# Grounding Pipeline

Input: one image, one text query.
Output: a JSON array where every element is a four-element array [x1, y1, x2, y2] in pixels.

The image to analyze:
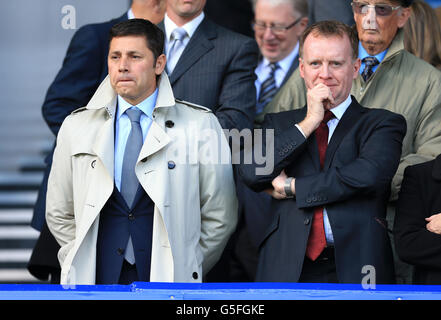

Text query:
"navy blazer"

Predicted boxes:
[[159, 17, 259, 131], [394, 154, 441, 284], [239, 97, 407, 283]]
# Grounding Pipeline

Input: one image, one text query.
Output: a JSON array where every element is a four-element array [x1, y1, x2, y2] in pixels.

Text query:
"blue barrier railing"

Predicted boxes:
[[1, 282, 441, 300]]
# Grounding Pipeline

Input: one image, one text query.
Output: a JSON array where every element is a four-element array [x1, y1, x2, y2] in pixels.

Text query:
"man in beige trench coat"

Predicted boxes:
[[46, 19, 238, 285]]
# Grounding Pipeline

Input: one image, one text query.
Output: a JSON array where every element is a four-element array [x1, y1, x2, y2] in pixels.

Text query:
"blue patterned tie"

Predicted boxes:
[[167, 27, 187, 74], [120, 107, 143, 265], [361, 57, 379, 82], [256, 63, 279, 114]]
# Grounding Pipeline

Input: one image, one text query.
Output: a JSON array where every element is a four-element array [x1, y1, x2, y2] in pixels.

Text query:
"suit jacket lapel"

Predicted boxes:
[[280, 55, 299, 88], [324, 98, 365, 170], [169, 17, 216, 85]]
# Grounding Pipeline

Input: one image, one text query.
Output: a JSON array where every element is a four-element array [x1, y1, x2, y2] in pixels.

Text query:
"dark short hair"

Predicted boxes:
[[299, 20, 359, 60], [396, 0, 413, 8], [109, 19, 164, 61]]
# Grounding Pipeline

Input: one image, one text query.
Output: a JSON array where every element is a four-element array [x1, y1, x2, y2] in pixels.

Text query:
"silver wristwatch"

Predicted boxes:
[[284, 177, 294, 198]]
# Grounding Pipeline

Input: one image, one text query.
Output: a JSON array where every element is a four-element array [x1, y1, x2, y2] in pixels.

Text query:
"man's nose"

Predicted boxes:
[[319, 64, 331, 78], [363, 6, 377, 29], [118, 56, 129, 72], [263, 26, 276, 40]]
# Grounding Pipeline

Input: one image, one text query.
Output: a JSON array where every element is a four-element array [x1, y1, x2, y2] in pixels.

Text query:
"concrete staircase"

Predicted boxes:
[[0, 112, 53, 283]]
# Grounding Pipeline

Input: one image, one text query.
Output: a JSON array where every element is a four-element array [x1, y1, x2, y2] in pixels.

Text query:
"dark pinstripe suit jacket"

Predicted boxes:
[[159, 17, 259, 131]]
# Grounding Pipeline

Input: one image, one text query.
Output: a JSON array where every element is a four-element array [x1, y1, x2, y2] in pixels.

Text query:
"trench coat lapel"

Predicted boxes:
[[92, 115, 115, 181]]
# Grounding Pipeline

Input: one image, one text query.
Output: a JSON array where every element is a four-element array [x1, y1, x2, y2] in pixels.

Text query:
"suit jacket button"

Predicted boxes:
[[304, 218, 310, 225], [192, 272, 198, 280], [128, 213, 135, 221], [165, 120, 174, 128], [168, 161, 176, 169], [117, 248, 124, 255]]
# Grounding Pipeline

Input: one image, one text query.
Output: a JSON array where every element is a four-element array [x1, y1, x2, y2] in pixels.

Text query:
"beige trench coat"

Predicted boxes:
[[46, 73, 238, 285]]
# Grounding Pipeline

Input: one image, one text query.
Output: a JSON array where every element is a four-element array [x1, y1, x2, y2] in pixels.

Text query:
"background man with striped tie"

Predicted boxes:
[[258, 0, 441, 284], [253, 0, 309, 115], [239, 20, 406, 284]]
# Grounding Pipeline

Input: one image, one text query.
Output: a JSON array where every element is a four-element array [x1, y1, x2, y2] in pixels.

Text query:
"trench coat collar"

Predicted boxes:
[[85, 72, 175, 179], [86, 72, 176, 116]]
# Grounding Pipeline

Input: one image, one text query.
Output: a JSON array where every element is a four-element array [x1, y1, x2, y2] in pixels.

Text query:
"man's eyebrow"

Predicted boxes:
[[109, 50, 143, 55]]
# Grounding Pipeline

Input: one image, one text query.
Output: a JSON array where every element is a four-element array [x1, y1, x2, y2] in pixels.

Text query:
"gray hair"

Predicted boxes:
[[250, 0, 308, 18]]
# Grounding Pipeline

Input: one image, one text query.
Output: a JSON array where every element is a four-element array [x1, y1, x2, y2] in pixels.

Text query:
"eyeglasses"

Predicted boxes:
[[351, 2, 401, 16], [252, 16, 303, 36]]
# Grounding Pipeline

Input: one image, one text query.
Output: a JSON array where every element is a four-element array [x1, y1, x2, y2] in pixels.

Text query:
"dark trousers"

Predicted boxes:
[[118, 260, 139, 285], [298, 247, 338, 283]]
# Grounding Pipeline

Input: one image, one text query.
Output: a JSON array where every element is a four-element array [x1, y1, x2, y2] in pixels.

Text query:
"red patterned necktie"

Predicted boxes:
[[305, 110, 335, 261]]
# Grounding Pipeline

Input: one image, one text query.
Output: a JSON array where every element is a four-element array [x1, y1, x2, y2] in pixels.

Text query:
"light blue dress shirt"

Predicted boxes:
[[358, 41, 387, 75], [114, 89, 158, 191]]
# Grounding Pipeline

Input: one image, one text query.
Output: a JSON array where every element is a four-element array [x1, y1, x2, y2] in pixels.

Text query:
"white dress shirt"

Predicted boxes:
[[296, 94, 352, 245], [114, 89, 158, 191], [127, 8, 135, 19], [254, 42, 299, 99]]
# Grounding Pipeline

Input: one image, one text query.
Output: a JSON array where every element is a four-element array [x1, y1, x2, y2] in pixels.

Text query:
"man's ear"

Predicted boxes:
[[353, 58, 361, 79], [155, 53, 167, 75], [296, 17, 309, 37], [397, 7, 411, 28], [299, 57, 305, 79]]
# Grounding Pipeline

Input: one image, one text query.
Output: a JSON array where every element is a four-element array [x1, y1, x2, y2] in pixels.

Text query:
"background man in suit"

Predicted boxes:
[[307, 0, 355, 26], [253, 0, 309, 115], [28, 0, 167, 283], [260, 0, 441, 284], [229, 0, 309, 282], [394, 154, 441, 284], [240, 21, 406, 283], [205, 0, 254, 37], [46, 19, 237, 285], [162, 0, 259, 132]]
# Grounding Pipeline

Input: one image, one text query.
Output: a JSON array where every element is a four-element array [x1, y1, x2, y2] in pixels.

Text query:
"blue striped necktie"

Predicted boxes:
[[256, 63, 279, 114], [361, 56, 379, 82]]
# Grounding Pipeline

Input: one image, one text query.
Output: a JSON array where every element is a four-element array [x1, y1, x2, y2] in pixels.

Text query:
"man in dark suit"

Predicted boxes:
[[394, 154, 441, 284], [28, 0, 166, 283], [161, 0, 259, 132], [230, 0, 309, 282], [307, 0, 355, 26], [239, 21, 406, 283], [205, 0, 254, 37]]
